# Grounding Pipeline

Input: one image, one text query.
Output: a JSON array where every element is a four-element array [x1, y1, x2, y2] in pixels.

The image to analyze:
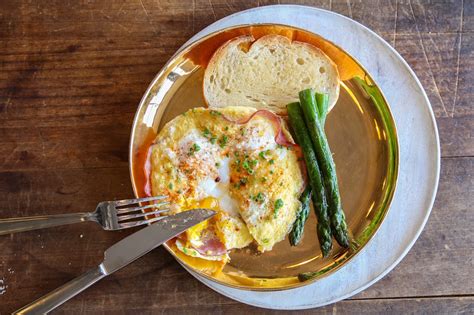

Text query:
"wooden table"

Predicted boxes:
[[0, 1, 472, 313]]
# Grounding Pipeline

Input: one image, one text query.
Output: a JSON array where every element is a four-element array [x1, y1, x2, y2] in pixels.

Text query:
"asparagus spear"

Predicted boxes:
[[315, 92, 330, 125], [289, 93, 330, 247], [287, 102, 332, 256], [299, 89, 349, 248], [289, 186, 312, 246]]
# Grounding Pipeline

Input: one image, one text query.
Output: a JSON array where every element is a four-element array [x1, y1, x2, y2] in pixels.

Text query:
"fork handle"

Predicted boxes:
[[14, 266, 107, 314], [0, 212, 95, 235]]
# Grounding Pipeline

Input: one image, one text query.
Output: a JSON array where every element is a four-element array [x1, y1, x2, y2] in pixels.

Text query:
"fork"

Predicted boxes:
[[0, 195, 169, 235]]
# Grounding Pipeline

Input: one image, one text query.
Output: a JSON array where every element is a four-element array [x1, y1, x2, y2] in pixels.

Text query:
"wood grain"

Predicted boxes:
[[0, 0, 472, 313], [55, 296, 474, 314]]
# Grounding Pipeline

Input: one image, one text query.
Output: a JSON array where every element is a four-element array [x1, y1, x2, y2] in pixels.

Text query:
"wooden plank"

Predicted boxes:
[[30, 296, 474, 314], [0, 0, 471, 313], [0, 1, 469, 171], [396, 0, 464, 33], [0, 167, 138, 313], [465, 0, 474, 32], [0, 124, 131, 171], [0, 157, 471, 312], [394, 33, 473, 157]]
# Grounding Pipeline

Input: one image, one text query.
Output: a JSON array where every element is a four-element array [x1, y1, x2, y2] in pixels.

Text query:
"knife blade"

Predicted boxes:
[[15, 208, 216, 314], [102, 208, 216, 274]]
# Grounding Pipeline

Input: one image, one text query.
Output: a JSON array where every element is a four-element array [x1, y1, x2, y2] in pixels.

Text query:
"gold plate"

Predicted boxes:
[[129, 24, 399, 291]]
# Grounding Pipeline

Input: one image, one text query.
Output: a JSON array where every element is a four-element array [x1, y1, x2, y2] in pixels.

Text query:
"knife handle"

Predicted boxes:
[[14, 266, 107, 314]]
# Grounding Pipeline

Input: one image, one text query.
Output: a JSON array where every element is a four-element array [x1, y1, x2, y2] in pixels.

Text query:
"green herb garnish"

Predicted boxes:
[[202, 127, 211, 137], [254, 192, 265, 203], [274, 198, 284, 218], [188, 143, 201, 155], [218, 135, 228, 148], [249, 159, 258, 168]]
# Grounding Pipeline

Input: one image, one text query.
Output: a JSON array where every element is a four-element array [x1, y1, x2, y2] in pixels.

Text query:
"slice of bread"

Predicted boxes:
[[203, 35, 340, 113]]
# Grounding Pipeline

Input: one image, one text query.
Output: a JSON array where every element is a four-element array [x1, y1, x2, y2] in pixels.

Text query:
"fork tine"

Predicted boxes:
[[117, 209, 169, 222], [115, 202, 169, 214], [117, 215, 167, 229], [114, 195, 168, 207]]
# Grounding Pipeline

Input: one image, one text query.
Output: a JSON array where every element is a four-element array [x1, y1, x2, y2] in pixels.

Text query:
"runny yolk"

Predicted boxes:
[[185, 197, 223, 245]]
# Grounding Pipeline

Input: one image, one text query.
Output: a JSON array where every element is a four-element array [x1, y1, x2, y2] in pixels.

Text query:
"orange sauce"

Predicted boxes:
[[132, 128, 156, 198]]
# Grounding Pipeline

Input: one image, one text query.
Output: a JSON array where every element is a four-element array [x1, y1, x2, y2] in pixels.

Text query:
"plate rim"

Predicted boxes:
[[177, 4, 440, 309]]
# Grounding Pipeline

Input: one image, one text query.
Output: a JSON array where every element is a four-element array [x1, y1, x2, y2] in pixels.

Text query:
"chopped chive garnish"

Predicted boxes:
[[188, 143, 201, 155], [219, 135, 228, 148], [274, 198, 283, 218], [254, 192, 265, 203]]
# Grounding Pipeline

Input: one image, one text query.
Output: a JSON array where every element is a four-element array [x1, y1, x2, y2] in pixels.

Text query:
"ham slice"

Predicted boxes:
[[189, 227, 227, 256], [220, 109, 298, 148], [143, 145, 154, 197]]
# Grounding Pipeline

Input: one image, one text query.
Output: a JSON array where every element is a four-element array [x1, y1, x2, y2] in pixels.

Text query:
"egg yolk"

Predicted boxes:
[[184, 197, 224, 246]]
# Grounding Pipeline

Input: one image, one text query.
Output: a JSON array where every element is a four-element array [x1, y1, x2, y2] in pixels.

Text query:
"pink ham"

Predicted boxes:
[[220, 109, 298, 148], [190, 228, 227, 256], [143, 145, 154, 197]]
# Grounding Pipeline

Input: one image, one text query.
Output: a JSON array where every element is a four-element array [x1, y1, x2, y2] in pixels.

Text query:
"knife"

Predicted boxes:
[[14, 209, 216, 314]]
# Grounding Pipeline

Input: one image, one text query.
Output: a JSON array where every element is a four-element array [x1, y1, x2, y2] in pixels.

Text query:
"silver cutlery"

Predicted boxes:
[[14, 208, 216, 314], [0, 195, 169, 235]]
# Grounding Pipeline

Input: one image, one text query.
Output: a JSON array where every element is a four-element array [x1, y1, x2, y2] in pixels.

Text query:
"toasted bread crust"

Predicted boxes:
[[204, 34, 340, 113]]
